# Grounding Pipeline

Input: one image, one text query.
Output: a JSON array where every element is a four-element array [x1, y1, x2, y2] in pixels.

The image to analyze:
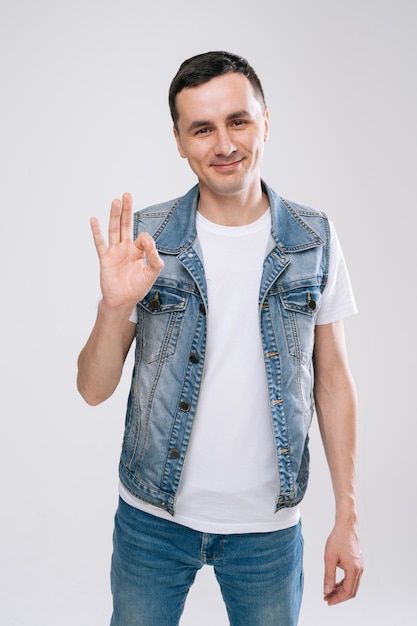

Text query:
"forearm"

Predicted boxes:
[[77, 300, 135, 405], [313, 320, 363, 604], [314, 370, 359, 524]]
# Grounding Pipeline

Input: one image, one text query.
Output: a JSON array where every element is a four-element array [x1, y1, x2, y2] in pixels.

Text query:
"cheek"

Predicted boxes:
[[184, 142, 208, 165]]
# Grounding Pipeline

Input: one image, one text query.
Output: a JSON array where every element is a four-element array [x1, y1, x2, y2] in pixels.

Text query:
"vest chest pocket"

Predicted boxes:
[[276, 282, 322, 362], [138, 285, 190, 364]]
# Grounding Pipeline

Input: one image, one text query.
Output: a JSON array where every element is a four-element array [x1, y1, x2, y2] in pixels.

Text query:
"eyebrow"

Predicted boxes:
[[187, 110, 252, 132]]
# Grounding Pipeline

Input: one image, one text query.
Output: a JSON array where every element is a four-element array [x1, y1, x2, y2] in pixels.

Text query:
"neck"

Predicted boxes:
[[197, 182, 268, 226]]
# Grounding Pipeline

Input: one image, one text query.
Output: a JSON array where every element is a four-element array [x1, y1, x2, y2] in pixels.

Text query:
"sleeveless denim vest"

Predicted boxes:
[[119, 182, 330, 515]]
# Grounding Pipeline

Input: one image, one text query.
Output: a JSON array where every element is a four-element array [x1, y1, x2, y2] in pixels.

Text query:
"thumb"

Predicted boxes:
[[323, 559, 336, 596], [324, 581, 334, 596]]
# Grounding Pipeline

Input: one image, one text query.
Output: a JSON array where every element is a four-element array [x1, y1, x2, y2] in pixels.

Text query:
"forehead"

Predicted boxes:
[[175, 73, 263, 124]]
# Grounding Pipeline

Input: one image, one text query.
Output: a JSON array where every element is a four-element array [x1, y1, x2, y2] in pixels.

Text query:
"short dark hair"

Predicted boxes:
[[169, 51, 266, 130]]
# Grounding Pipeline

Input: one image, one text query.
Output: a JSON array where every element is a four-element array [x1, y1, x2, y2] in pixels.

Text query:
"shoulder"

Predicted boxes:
[[263, 182, 330, 249], [132, 185, 199, 247], [280, 197, 328, 220], [132, 186, 196, 237], [134, 196, 183, 230], [264, 181, 328, 225]]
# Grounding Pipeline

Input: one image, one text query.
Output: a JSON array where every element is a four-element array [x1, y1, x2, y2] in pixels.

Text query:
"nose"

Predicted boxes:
[[214, 127, 236, 157]]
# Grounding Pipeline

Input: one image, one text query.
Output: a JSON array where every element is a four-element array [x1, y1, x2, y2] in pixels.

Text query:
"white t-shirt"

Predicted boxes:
[[120, 209, 357, 533]]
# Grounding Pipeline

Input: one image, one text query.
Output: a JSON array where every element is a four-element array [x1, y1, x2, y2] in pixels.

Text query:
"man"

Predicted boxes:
[[77, 51, 363, 626]]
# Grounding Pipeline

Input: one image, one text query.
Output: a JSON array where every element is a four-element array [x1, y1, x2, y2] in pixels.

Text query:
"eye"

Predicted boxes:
[[231, 119, 247, 127], [195, 127, 210, 135]]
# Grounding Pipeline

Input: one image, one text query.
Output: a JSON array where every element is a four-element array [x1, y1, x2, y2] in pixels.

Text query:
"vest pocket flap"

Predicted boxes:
[[140, 284, 189, 314], [278, 283, 322, 316]]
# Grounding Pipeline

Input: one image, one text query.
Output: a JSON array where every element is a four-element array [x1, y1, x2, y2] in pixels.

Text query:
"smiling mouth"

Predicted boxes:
[[212, 158, 243, 170]]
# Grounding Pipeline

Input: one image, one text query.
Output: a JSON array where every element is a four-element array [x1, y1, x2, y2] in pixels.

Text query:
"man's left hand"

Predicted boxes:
[[323, 523, 364, 605]]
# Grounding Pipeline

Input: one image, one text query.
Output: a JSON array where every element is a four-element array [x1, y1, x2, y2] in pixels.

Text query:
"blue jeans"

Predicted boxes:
[[110, 497, 304, 626]]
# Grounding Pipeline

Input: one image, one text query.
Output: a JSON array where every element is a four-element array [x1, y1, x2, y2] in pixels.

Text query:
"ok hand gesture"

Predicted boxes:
[[90, 193, 164, 311]]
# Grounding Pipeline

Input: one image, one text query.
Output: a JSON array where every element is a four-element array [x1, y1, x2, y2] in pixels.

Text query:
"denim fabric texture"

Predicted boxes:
[[119, 181, 330, 515], [110, 498, 304, 626]]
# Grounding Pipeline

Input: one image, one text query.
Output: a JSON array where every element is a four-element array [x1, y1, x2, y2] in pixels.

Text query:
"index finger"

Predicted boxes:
[[120, 192, 133, 242], [343, 566, 362, 600], [90, 216, 108, 259], [325, 569, 361, 605]]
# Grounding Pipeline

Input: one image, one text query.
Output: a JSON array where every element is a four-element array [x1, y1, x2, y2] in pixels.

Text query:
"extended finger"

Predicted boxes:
[[90, 217, 108, 258], [108, 198, 122, 247], [120, 193, 133, 242]]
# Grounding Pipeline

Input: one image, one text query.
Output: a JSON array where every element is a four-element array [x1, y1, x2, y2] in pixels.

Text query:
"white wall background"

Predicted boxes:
[[1, 1, 415, 624]]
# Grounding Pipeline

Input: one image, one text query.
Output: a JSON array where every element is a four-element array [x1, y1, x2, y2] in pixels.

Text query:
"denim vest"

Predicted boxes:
[[120, 181, 330, 516]]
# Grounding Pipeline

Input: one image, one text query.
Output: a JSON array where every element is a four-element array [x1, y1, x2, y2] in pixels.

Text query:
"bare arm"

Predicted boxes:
[[77, 193, 164, 405], [313, 320, 364, 605]]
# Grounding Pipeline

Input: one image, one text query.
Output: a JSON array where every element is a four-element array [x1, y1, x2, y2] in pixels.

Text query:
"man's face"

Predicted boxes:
[[174, 73, 269, 200]]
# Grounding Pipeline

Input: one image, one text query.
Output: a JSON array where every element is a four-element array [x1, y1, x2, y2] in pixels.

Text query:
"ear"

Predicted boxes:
[[173, 126, 187, 159], [263, 107, 270, 142]]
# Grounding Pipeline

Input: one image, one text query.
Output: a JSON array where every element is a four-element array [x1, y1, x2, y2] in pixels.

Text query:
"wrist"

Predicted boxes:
[[97, 299, 134, 331], [335, 503, 358, 527]]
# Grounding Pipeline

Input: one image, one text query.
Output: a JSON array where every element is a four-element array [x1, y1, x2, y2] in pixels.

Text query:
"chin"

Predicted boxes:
[[207, 175, 249, 196]]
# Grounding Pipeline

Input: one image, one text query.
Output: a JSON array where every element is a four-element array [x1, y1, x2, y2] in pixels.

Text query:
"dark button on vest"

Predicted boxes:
[[149, 291, 161, 311]]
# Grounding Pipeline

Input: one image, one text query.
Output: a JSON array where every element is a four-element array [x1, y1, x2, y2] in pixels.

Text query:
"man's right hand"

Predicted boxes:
[[77, 193, 164, 405], [90, 192, 164, 311]]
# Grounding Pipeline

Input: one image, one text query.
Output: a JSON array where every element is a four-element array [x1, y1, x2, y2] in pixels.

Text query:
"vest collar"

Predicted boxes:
[[153, 181, 324, 254]]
